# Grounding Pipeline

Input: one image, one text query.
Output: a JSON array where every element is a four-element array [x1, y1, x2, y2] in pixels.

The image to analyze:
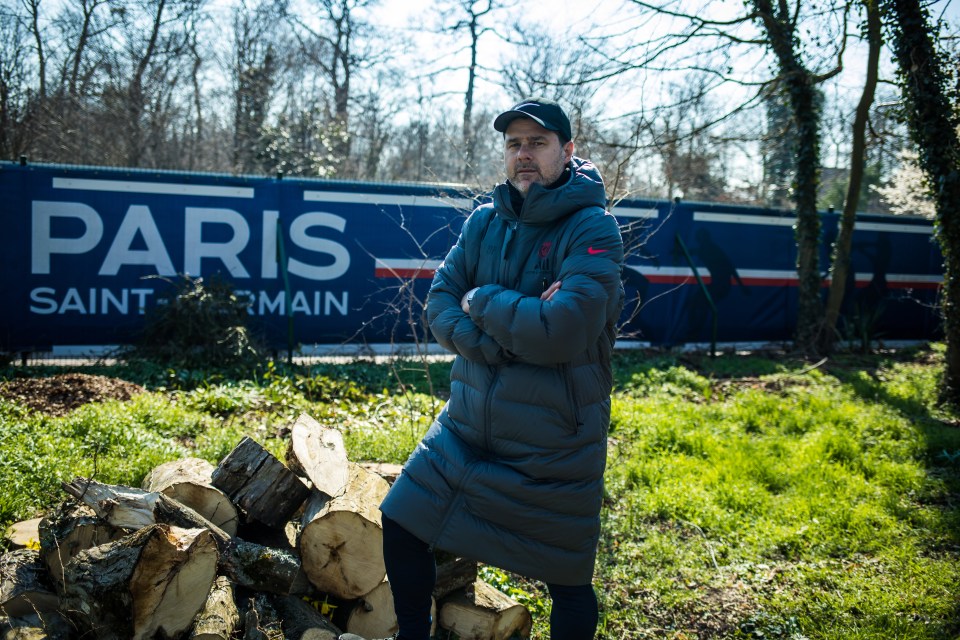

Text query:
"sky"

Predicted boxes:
[[366, 0, 958, 122]]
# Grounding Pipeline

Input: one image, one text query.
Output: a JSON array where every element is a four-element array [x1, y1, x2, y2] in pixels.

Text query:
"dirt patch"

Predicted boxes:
[[0, 373, 145, 417]]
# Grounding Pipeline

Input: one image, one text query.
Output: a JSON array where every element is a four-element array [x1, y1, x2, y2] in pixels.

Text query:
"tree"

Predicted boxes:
[[751, 0, 846, 355], [0, 11, 33, 159], [819, 0, 882, 354], [283, 0, 383, 177], [434, 0, 508, 181], [882, 0, 960, 405], [231, 0, 279, 174]]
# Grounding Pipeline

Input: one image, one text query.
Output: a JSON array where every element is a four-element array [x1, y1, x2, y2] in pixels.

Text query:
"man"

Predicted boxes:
[[344, 98, 624, 640]]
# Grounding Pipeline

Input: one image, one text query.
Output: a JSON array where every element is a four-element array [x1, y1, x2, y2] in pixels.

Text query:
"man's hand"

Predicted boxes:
[[461, 287, 480, 313], [540, 280, 562, 301]]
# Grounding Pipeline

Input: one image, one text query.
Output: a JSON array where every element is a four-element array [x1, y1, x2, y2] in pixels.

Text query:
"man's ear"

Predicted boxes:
[[563, 140, 575, 162]]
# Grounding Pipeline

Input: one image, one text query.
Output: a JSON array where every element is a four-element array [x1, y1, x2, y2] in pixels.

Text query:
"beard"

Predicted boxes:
[[508, 150, 567, 196]]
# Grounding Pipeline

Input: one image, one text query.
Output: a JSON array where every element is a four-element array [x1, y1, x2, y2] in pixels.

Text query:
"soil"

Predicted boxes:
[[0, 373, 146, 417]]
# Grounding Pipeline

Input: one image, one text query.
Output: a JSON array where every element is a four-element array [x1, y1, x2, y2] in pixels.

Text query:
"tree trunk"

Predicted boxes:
[[190, 575, 240, 640], [61, 524, 218, 640], [0, 549, 59, 617], [286, 413, 350, 498], [884, 0, 960, 406], [753, 0, 826, 356], [298, 462, 390, 599], [819, 0, 881, 354], [438, 580, 533, 640], [212, 436, 310, 529], [142, 456, 239, 536]]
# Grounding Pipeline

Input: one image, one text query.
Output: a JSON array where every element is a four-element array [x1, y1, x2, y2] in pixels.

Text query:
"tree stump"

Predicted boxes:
[[286, 413, 350, 498], [190, 575, 240, 640], [298, 462, 390, 599], [142, 457, 239, 536], [438, 580, 533, 640], [61, 524, 218, 640], [213, 436, 310, 528], [0, 549, 58, 617]]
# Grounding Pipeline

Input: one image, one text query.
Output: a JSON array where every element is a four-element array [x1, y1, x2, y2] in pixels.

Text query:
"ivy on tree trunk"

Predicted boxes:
[[883, 0, 960, 406], [753, 0, 825, 356]]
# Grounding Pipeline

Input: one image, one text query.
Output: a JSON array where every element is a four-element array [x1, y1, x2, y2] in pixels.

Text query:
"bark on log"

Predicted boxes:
[[62, 478, 311, 595], [142, 457, 239, 536], [433, 555, 478, 599], [0, 611, 72, 640], [38, 504, 122, 592], [286, 414, 349, 498], [242, 595, 283, 640], [61, 524, 218, 640], [2, 519, 42, 551], [190, 575, 240, 640], [268, 594, 341, 640], [213, 437, 310, 529], [438, 580, 533, 640], [298, 463, 390, 599], [221, 538, 313, 596], [0, 550, 58, 617]]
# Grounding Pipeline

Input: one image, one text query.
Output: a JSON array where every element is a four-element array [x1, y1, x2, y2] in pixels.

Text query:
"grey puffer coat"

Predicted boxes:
[[379, 157, 624, 586]]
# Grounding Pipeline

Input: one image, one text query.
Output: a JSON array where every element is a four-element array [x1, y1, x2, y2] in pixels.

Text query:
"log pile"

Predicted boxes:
[[0, 413, 532, 640]]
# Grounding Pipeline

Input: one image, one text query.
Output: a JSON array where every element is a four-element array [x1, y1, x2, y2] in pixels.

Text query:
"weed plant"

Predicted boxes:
[[0, 346, 957, 639]]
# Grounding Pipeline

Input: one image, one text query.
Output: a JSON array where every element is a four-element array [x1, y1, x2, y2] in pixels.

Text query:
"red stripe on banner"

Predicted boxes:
[[375, 268, 436, 279], [854, 280, 942, 290]]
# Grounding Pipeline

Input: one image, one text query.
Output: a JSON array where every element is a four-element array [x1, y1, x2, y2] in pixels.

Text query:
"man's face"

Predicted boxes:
[[504, 118, 574, 196]]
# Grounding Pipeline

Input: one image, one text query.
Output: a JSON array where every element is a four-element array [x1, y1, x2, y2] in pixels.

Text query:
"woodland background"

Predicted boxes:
[[1, 0, 955, 213]]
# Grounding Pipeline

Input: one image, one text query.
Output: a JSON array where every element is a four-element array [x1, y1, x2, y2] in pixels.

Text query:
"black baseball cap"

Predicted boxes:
[[493, 98, 572, 143]]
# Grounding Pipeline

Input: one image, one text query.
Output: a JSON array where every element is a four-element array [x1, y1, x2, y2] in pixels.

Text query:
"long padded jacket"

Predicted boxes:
[[379, 157, 625, 586]]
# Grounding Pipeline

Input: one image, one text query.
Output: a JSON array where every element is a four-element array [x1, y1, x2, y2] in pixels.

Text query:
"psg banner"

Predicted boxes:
[[0, 162, 943, 352]]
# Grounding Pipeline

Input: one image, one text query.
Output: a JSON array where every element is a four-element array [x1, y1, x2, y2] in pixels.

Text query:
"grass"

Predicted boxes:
[[1, 345, 958, 639]]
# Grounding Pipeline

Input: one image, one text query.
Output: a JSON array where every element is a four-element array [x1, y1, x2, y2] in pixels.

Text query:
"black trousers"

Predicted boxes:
[[382, 516, 599, 640]]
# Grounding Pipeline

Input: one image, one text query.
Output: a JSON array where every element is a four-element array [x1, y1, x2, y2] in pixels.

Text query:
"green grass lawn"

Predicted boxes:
[[1, 345, 958, 639]]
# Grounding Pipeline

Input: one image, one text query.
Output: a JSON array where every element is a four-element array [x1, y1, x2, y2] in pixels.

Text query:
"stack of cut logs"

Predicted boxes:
[[0, 414, 533, 640]]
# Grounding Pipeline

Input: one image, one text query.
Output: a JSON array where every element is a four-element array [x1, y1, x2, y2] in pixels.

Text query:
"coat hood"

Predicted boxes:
[[492, 156, 607, 225]]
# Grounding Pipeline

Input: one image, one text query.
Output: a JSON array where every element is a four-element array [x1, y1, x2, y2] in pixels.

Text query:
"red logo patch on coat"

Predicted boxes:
[[538, 241, 553, 258]]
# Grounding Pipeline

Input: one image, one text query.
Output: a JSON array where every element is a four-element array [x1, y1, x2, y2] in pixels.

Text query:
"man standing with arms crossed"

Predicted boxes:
[[343, 98, 624, 640]]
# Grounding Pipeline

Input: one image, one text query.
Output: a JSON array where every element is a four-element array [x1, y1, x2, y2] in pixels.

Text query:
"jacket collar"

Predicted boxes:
[[492, 156, 606, 226]]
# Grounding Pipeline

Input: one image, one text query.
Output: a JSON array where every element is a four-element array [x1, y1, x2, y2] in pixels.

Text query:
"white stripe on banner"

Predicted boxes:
[[613, 206, 659, 219], [625, 264, 942, 288], [693, 212, 796, 226], [694, 210, 934, 235], [304, 191, 473, 209], [53, 177, 254, 198], [854, 221, 933, 234]]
